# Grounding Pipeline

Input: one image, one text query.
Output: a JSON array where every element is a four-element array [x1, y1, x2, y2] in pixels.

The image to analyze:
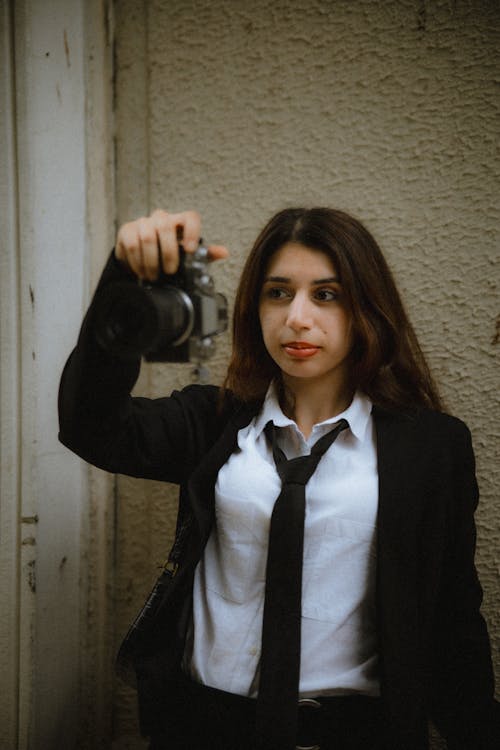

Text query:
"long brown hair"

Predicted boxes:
[[224, 208, 443, 412]]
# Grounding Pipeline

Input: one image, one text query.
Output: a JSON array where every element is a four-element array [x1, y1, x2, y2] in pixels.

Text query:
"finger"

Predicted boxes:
[[171, 210, 201, 253], [141, 231, 161, 281], [206, 244, 230, 261], [136, 218, 159, 280], [156, 219, 181, 275], [115, 221, 138, 265], [141, 213, 170, 280], [116, 223, 144, 278]]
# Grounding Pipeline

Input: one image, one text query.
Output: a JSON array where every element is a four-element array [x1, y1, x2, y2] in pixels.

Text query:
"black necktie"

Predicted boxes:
[[255, 418, 349, 750]]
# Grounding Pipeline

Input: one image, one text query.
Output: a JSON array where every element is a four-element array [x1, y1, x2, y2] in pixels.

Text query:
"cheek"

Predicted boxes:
[[258, 308, 270, 348], [259, 310, 282, 359], [325, 311, 353, 347], [258, 307, 273, 337]]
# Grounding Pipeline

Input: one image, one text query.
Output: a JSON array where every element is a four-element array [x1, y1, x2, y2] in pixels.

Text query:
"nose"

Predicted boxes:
[[285, 292, 313, 331]]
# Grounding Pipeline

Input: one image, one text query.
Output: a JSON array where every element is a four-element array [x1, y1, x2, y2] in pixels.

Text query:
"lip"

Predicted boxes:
[[282, 341, 320, 359]]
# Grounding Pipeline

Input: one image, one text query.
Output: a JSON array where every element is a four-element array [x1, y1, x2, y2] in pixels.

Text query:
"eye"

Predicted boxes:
[[314, 288, 340, 302], [264, 287, 290, 300]]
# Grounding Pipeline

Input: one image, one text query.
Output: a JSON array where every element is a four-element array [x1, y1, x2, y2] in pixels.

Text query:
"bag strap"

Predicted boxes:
[[115, 493, 191, 687]]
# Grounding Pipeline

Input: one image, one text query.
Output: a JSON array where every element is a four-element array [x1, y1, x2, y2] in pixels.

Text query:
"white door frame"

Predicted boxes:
[[0, 1, 114, 747]]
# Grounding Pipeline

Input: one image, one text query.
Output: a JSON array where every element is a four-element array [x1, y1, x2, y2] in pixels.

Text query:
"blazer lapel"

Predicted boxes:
[[373, 406, 426, 731], [187, 401, 259, 551]]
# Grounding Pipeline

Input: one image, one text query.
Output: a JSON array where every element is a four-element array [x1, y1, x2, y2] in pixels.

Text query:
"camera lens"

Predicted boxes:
[[93, 281, 194, 360], [146, 285, 194, 348]]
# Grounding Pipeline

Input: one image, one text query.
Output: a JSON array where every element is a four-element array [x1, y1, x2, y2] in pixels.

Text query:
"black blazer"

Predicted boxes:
[[58, 254, 499, 749]]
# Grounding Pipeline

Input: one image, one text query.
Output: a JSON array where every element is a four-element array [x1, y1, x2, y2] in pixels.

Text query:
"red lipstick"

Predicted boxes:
[[282, 341, 320, 359]]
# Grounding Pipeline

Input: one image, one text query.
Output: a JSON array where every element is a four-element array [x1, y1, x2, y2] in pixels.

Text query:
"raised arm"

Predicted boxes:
[[58, 209, 228, 482]]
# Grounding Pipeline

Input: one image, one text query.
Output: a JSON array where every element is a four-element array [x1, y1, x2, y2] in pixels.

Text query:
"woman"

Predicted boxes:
[[58, 208, 499, 749]]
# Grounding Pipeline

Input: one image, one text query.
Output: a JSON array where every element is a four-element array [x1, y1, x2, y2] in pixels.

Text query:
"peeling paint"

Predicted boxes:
[[22, 536, 36, 546], [22, 515, 39, 524], [27, 560, 36, 593]]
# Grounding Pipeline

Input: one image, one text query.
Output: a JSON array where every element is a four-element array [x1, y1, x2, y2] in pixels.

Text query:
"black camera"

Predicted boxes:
[[94, 244, 228, 363]]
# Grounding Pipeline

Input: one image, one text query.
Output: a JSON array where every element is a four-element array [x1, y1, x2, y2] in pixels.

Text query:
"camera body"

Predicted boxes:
[[95, 245, 228, 364]]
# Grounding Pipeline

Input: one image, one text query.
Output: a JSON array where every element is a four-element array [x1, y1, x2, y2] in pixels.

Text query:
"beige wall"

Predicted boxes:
[[111, 0, 499, 746]]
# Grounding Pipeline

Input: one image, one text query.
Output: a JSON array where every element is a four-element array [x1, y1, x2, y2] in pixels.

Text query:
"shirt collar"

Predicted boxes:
[[254, 382, 372, 443]]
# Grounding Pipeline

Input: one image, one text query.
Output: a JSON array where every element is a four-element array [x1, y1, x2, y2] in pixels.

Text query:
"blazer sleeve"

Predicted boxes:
[[429, 419, 500, 748], [58, 251, 221, 484]]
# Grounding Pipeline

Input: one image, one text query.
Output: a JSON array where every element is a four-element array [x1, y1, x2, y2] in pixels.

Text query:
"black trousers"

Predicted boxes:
[[148, 672, 384, 750]]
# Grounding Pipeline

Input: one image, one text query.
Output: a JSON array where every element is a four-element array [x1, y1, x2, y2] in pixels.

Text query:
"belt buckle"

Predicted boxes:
[[296, 698, 321, 750]]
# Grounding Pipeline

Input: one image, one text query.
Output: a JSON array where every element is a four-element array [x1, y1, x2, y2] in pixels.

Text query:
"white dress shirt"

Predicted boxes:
[[185, 386, 380, 698]]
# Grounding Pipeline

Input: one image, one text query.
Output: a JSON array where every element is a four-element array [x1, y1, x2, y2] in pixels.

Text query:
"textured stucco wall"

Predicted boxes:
[[112, 1, 499, 746]]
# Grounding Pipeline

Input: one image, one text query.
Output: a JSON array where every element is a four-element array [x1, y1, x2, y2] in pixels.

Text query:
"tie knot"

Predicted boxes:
[[265, 418, 349, 486], [276, 453, 321, 485]]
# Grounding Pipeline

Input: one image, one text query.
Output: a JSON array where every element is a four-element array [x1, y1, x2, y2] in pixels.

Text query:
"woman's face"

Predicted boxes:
[[258, 242, 354, 393]]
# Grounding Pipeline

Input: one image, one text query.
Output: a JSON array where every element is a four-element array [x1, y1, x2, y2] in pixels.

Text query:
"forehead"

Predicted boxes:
[[265, 242, 337, 276]]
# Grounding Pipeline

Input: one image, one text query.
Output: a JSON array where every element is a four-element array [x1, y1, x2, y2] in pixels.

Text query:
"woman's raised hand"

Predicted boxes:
[[115, 209, 229, 281]]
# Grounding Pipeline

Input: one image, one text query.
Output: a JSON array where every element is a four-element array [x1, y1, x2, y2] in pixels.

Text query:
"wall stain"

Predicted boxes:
[[29, 285, 34, 306], [22, 536, 36, 546], [491, 315, 500, 346], [59, 556, 68, 571], [64, 29, 71, 67], [417, 0, 427, 33], [22, 515, 39, 524]]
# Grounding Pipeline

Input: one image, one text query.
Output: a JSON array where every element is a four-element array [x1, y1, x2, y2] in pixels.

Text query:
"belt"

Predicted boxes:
[[295, 694, 381, 750], [176, 672, 381, 750], [296, 698, 322, 750]]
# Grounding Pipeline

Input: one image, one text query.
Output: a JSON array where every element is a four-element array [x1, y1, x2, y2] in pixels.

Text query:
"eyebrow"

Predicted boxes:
[[263, 275, 339, 285]]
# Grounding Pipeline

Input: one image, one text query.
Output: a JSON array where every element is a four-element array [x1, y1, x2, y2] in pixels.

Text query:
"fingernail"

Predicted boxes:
[[184, 239, 197, 252]]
